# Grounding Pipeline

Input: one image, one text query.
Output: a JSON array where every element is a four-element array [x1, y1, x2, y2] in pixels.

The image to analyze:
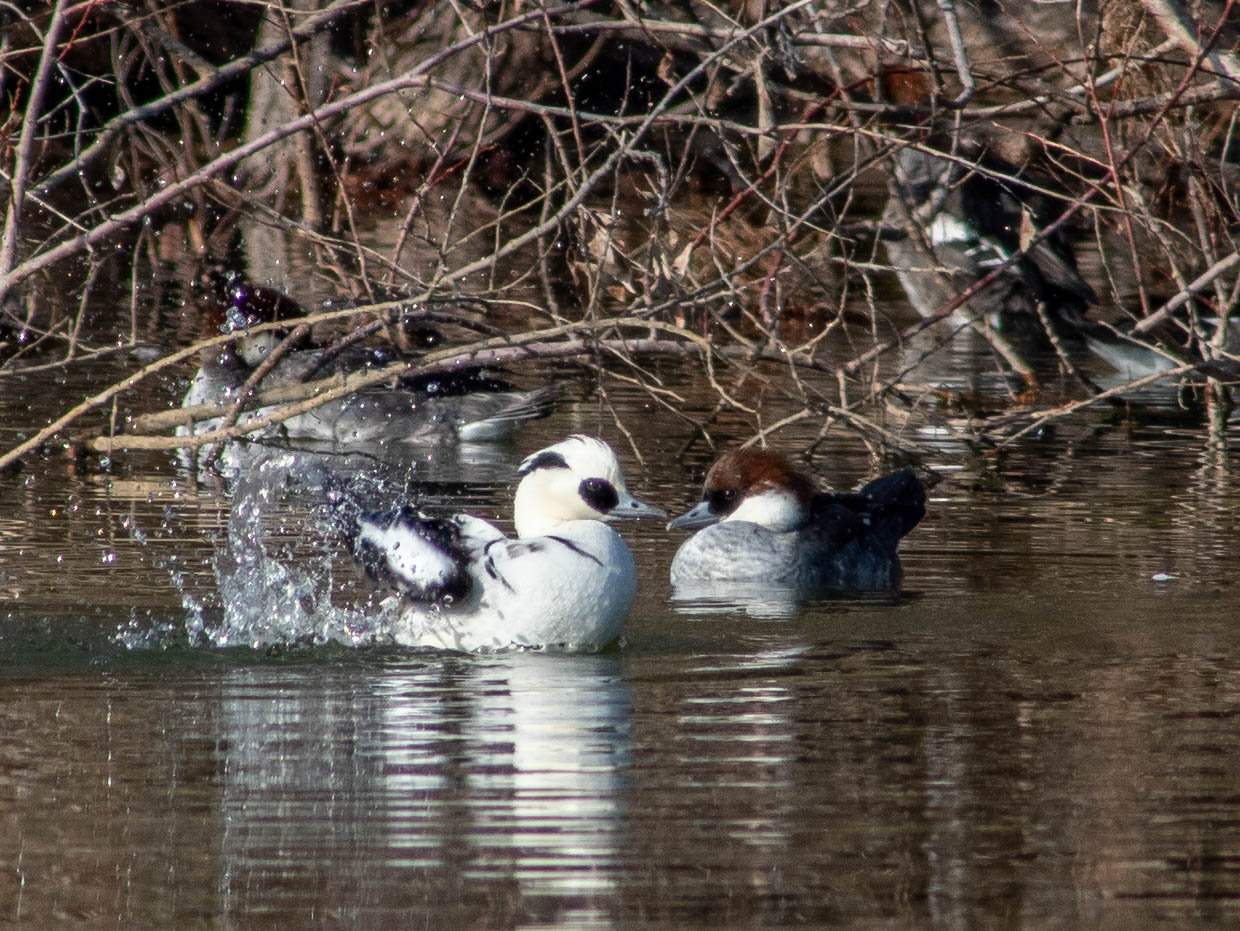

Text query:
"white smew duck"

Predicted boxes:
[[338, 435, 665, 652]]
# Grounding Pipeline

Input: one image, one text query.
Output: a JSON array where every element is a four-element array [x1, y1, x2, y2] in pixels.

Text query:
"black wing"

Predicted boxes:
[[332, 496, 473, 604], [809, 468, 926, 550]]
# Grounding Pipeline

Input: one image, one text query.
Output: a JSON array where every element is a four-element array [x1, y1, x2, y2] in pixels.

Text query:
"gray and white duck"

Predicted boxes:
[[180, 275, 554, 446], [667, 448, 925, 595]]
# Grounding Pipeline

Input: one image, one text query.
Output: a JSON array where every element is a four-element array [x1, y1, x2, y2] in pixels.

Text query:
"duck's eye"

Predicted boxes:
[[707, 488, 738, 515], [579, 477, 619, 513]]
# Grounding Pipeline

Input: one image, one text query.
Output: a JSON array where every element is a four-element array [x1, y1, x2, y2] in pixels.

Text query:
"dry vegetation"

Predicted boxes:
[[2, 0, 1239, 470]]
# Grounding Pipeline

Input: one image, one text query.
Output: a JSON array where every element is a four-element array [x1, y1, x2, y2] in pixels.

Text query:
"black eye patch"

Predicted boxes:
[[579, 477, 619, 513], [707, 488, 739, 515], [520, 450, 570, 475]]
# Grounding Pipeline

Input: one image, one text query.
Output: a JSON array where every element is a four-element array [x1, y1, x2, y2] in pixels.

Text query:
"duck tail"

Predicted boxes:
[[858, 468, 926, 540]]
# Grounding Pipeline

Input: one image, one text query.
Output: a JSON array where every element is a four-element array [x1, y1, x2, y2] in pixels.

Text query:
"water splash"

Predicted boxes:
[[204, 450, 381, 650], [111, 440, 524, 655]]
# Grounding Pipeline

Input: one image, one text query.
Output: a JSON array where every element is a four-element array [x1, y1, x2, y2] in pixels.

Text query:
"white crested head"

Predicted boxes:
[[513, 435, 665, 538], [668, 448, 813, 534]]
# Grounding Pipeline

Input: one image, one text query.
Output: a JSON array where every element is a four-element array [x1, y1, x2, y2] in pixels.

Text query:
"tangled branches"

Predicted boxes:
[[2, 0, 1239, 468]]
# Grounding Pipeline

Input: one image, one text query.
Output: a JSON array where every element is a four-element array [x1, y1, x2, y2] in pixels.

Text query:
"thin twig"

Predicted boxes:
[[1, 0, 69, 279]]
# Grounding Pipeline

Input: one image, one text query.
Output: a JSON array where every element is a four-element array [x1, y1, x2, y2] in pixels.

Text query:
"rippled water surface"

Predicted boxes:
[[3, 351, 1240, 926]]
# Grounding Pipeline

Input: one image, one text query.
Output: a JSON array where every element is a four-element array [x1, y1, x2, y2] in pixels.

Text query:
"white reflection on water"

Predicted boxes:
[[454, 654, 630, 893], [213, 651, 630, 923], [669, 581, 802, 618], [670, 645, 805, 855], [919, 662, 970, 927]]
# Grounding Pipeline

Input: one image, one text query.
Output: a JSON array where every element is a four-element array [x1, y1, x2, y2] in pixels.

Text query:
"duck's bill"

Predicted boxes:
[[612, 493, 667, 521], [666, 501, 718, 531]]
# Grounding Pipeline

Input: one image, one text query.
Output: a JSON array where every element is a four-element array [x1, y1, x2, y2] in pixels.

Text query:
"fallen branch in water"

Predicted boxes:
[[86, 338, 686, 453], [71, 302, 944, 458], [19, 312, 707, 459]]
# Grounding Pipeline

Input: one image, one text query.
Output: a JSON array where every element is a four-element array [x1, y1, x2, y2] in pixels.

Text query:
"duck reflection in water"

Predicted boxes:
[[213, 652, 630, 921], [667, 449, 925, 611]]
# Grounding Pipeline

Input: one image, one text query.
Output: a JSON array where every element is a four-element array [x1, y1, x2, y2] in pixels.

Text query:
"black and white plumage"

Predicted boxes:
[[667, 448, 925, 594], [351, 506, 473, 603], [336, 435, 665, 652], [883, 145, 1096, 344]]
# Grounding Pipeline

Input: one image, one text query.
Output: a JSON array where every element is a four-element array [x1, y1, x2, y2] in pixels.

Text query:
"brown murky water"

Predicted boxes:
[[3, 300, 1240, 926]]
